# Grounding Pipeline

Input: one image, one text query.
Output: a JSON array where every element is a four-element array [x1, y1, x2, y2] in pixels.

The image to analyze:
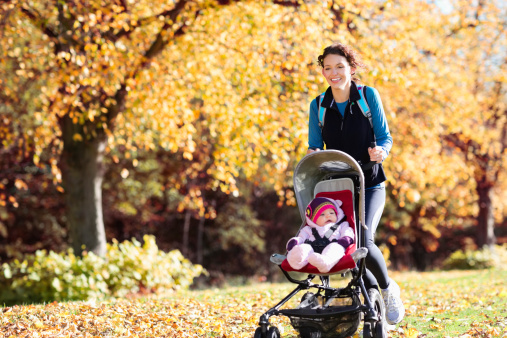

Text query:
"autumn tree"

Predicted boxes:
[[338, 0, 506, 257], [113, 1, 335, 264], [1, 0, 238, 255], [0, 0, 330, 256], [2, 0, 505, 268], [438, 0, 506, 248], [375, 0, 507, 250]]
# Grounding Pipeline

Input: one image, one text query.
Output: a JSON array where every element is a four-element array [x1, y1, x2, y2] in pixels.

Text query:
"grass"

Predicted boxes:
[[1, 269, 506, 337], [390, 269, 507, 337], [176, 269, 507, 337]]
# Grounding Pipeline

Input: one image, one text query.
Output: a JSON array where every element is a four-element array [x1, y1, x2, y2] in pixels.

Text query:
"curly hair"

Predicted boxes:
[[317, 43, 366, 81]]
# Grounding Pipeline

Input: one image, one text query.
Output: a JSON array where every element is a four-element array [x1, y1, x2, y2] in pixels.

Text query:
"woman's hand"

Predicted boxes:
[[306, 148, 320, 155], [368, 146, 386, 163]]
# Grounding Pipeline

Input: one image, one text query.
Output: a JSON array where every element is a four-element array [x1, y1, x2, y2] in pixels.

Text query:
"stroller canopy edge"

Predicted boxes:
[[293, 150, 366, 231]]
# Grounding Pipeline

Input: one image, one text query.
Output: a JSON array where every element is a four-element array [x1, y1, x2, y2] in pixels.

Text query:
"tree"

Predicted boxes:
[[2, 0, 203, 255], [439, 1, 507, 248], [349, 0, 506, 254], [0, 0, 329, 255], [2, 0, 505, 266]]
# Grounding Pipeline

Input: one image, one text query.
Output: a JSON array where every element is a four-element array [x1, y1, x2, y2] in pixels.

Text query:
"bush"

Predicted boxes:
[[0, 235, 205, 306], [442, 244, 507, 270]]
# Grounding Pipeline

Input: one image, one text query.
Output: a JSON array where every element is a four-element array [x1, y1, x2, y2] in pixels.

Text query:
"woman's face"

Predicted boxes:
[[321, 54, 355, 91]]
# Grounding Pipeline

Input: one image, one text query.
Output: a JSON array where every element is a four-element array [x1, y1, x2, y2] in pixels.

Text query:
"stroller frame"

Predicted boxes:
[[254, 150, 387, 338]]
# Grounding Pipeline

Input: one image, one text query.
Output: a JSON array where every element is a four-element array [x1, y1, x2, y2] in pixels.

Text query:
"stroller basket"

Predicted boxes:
[[281, 292, 361, 338], [289, 313, 360, 338]]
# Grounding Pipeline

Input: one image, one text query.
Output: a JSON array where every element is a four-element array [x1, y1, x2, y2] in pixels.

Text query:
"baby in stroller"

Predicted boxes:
[[286, 197, 354, 273]]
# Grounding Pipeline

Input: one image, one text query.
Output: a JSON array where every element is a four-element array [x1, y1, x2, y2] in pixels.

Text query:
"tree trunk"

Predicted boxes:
[[197, 215, 205, 264], [183, 210, 191, 256], [476, 182, 496, 248], [60, 115, 107, 256]]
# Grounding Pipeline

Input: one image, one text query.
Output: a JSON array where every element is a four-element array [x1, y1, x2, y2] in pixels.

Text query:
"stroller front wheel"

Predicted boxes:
[[254, 326, 280, 338], [363, 322, 373, 338], [267, 326, 281, 338], [254, 327, 263, 338], [365, 288, 387, 338], [375, 321, 387, 338]]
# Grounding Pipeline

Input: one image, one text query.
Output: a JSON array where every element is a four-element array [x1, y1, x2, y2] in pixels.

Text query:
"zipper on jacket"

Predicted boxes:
[[343, 101, 352, 130]]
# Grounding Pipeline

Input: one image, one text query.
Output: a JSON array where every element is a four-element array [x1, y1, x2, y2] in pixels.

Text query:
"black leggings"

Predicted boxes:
[[362, 186, 390, 290]]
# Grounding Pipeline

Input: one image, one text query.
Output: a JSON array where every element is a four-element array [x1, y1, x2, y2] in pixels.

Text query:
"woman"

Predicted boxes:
[[307, 42, 404, 325]]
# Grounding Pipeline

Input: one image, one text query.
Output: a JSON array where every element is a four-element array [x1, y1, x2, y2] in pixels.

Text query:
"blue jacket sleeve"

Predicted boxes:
[[308, 99, 324, 150], [365, 87, 393, 157]]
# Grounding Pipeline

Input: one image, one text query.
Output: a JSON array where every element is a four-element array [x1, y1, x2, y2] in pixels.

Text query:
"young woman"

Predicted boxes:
[[306, 42, 404, 325]]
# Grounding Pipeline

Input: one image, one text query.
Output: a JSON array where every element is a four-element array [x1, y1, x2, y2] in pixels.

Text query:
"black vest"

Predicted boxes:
[[319, 82, 386, 188]]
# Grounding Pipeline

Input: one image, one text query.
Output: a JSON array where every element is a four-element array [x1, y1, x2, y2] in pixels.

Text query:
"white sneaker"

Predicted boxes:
[[382, 279, 405, 325]]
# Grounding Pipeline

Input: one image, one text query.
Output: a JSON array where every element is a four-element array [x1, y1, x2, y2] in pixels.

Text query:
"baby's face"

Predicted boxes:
[[316, 209, 337, 226]]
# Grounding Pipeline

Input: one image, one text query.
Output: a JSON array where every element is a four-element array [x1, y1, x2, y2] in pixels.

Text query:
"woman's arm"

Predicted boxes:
[[308, 99, 324, 152], [366, 87, 393, 161]]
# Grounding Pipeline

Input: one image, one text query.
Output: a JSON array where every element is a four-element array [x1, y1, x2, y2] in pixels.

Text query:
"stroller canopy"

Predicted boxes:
[[293, 150, 366, 230]]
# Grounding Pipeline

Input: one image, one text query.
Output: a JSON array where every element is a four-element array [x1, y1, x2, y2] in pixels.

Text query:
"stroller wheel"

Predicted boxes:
[[374, 321, 387, 338], [362, 322, 373, 338], [267, 326, 280, 338], [366, 288, 387, 338], [299, 326, 322, 338], [254, 326, 280, 338], [254, 327, 263, 338]]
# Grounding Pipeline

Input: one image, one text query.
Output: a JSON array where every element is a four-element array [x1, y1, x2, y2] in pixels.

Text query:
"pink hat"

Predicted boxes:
[[306, 197, 338, 224]]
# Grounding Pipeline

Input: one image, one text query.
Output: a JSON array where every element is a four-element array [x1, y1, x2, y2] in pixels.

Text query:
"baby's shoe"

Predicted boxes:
[[286, 244, 312, 270], [308, 253, 333, 273]]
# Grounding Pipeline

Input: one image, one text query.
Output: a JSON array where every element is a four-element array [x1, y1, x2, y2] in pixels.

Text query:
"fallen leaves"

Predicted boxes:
[[0, 270, 506, 337], [0, 290, 292, 338]]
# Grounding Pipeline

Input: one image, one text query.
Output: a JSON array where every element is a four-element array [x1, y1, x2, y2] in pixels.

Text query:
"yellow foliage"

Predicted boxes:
[[1, 0, 505, 226], [72, 133, 83, 142]]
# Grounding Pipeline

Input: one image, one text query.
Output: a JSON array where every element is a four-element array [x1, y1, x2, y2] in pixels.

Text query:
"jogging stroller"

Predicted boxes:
[[254, 150, 387, 338]]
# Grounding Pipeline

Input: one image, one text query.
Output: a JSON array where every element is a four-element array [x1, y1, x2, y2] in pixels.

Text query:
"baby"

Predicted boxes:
[[286, 197, 354, 273]]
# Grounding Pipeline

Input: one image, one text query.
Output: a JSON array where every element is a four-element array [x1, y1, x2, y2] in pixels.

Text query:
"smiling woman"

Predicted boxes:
[[305, 42, 404, 325]]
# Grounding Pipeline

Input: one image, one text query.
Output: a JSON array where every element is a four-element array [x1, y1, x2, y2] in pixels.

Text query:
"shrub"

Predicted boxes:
[[442, 244, 507, 270], [0, 235, 205, 306]]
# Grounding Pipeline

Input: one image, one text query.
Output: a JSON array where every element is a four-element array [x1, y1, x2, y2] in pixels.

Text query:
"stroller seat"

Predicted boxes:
[[280, 178, 358, 275]]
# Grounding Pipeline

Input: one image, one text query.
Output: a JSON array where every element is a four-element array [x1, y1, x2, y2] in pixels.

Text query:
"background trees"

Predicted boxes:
[[1, 0, 506, 275]]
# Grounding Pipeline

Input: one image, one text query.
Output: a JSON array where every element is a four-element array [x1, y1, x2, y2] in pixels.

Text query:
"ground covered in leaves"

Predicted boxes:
[[1, 269, 506, 337]]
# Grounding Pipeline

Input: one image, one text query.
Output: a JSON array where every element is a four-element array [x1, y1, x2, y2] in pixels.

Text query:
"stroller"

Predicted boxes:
[[254, 150, 387, 338]]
